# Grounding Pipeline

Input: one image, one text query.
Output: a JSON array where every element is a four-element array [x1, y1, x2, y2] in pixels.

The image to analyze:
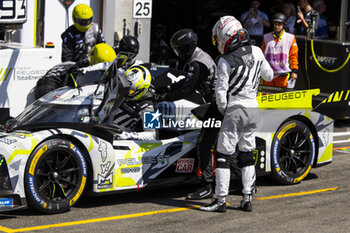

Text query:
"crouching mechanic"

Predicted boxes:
[[34, 43, 116, 99], [154, 29, 217, 200], [112, 65, 156, 140], [200, 16, 273, 213]]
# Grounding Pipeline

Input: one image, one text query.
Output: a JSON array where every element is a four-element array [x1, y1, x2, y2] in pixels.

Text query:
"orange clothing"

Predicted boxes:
[[262, 30, 298, 87], [262, 75, 288, 87]]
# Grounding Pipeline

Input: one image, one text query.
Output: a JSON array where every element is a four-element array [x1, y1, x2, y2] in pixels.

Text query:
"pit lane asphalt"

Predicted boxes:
[[0, 124, 350, 233]]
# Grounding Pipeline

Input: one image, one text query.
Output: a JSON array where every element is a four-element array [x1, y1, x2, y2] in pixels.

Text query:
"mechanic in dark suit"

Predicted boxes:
[[61, 4, 105, 67], [154, 29, 218, 200], [34, 43, 115, 99]]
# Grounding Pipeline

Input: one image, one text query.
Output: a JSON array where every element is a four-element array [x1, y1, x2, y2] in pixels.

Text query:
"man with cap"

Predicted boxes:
[[261, 13, 299, 88]]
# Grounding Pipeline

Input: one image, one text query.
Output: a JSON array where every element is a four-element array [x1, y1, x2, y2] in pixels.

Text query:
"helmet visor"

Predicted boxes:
[[75, 17, 93, 27]]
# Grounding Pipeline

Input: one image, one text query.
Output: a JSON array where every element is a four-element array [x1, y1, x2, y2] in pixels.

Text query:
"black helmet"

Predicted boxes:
[[273, 13, 287, 23], [119, 35, 140, 59], [170, 29, 198, 61]]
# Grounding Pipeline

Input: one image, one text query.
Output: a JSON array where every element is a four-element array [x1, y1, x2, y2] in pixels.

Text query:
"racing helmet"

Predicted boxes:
[[273, 13, 287, 24], [170, 29, 198, 61], [88, 43, 117, 65], [73, 4, 93, 32], [119, 36, 140, 60], [125, 65, 152, 101], [212, 16, 244, 54]]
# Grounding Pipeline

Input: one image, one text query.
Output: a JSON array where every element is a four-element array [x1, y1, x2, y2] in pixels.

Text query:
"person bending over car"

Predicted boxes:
[[115, 35, 143, 69], [111, 65, 156, 141], [34, 43, 116, 100], [154, 29, 218, 201], [200, 16, 273, 213]]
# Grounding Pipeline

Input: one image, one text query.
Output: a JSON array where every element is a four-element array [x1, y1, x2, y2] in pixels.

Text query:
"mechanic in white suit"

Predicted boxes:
[[200, 16, 273, 212]]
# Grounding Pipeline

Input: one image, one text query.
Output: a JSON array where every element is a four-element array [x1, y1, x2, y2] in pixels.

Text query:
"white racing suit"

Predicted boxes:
[[215, 44, 273, 202]]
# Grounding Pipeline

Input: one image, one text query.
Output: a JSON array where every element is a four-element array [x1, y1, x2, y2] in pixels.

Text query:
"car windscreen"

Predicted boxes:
[[10, 102, 90, 128]]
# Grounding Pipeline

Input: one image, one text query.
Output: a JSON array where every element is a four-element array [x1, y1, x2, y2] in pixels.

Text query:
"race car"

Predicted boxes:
[[0, 57, 344, 214]]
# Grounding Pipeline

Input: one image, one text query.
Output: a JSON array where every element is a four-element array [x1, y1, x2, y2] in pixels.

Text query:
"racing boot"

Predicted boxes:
[[199, 198, 227, 213], [240, 194, 253, 212], [186, 183, 213, 200]]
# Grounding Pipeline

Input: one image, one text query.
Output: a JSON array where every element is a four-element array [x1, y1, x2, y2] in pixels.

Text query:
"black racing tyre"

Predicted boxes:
[[271, 120, 316, 185], [24, 138, 87, 214]]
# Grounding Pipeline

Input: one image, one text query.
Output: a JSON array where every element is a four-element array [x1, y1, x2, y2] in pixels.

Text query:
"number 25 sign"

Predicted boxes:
[[133, 0, 152, 19]]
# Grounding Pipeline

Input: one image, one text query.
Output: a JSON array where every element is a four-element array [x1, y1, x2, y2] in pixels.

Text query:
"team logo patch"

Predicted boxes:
[[242, 54, 255, 68]]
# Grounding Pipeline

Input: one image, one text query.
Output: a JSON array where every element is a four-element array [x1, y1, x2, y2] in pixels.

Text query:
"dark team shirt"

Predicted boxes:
[[61, 23, 105, 64]]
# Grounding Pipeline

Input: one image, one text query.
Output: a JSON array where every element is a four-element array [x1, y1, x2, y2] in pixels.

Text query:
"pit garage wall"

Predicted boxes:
[[102, 0, 152, 62]]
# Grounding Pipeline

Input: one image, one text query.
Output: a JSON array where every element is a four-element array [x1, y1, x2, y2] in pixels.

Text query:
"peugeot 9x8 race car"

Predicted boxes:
[[0, 56, 346, 214]]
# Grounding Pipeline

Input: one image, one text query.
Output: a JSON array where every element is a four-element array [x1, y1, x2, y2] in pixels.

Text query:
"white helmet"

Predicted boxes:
[[125, 65, 152, 101], [212, 16, 243, 54]]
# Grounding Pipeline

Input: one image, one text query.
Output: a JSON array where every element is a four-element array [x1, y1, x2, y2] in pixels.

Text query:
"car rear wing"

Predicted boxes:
[[257, 86, 350, 120], [313, 90, 350, 119]]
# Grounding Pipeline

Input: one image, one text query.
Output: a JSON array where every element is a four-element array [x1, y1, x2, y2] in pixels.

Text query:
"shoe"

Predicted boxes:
[[240, 195, 252, 212], [186, 185, 213, 200], [199, 199, 227, 212]]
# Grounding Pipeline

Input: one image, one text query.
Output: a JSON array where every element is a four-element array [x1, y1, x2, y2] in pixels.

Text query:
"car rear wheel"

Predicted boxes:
[[24, 138, 87, 214], [271, 120, 316, 185]]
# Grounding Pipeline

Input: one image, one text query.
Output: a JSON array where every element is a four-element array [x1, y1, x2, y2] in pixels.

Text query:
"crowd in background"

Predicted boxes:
[[150, 0, 342, 63]]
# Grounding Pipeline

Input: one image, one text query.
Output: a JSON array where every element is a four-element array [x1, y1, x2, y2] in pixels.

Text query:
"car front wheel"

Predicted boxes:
[[24, 138, 87, 214]]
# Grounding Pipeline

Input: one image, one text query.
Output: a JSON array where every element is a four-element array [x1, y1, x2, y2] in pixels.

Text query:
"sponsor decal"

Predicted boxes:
[[143, 110, 221, 130], [277, 123, 295, 140], [28, 174, 46, 208], [15, 67, 47, 81], [100, 161, 111, 174], [309, 55, 337, 65], [97, 173, 113, 189], [0, 198, 13, 207], [117, 154, 170, 166], [70, 144, 87, 176], [175, 158, 194, 173], [0, 137, 16, 145], [121, 167, 141, 173], [260, 91, 307, 103], [99, 141, 108, 162], [29, 145, 47, 175]]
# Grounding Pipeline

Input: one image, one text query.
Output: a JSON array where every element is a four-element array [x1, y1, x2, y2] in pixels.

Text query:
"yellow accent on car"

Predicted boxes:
[[304, 110, 311, 119], [70, 176, 86, 206], [114, 143, 163, 189], [277, 123, 295, 140], [322, 90, 350, 103], [7, 134, 38, 164], [317, 142, 333, 164], [114, 146, 138, 188], [86, 133, 94, 152], [0, 68, 12, 82], [293, 165, 311, 183], [29, 145, 47, 175], [257, 89, 320, 110]]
